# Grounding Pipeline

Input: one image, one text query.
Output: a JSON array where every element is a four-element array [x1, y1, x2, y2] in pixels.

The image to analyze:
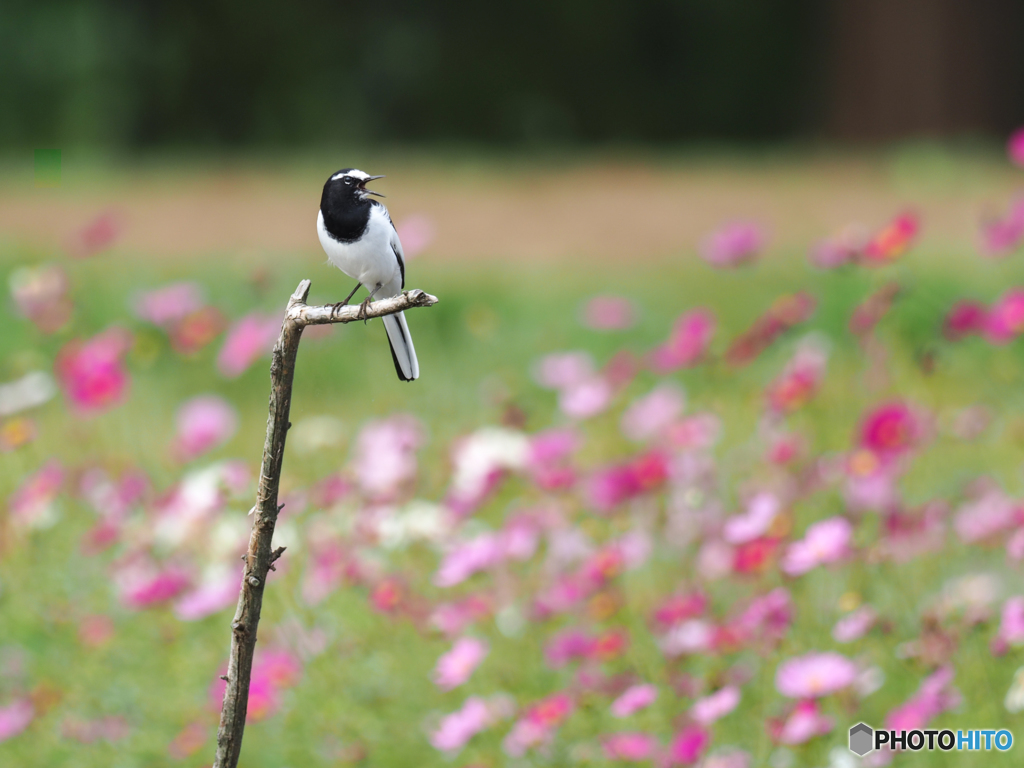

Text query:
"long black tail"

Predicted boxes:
[[382, 311, 419, 381]]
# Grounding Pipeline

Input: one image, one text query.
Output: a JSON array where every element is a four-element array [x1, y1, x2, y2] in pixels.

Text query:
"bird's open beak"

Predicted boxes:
[[359, 175, 386, 197]]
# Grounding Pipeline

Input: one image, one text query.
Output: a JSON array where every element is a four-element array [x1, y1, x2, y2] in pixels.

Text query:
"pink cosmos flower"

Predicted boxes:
[[216, 312, 280, 378], [765, 337, 828, 413], [862, 212, 919, 264], [396, 213, 435, 259], [771, 700, 834, 745], [582, 295, 636, 330], [991, 596, 1024, 655], [691, 685, 740, 725], [667, 724, 710, 765], [433, 637, 488, 691], [859, 401, 922, 458], [809, 224, 866, 269], [8, 459, 63, 529], [620, 384, 685, 442], [980, 197, 1024, 256], [559, 377, 614, 419], [133, 282, 207, 326], [666, 413, 722, 450], [731, 588, 793, 645], [431, 596, 491, 638], [528, 428, 580, 489], [9, 264, 73, 333], [985, 288, 1024, 343], [352, 415, 423, 499], [534, 351, 596, 390], [503, 693, 574, 757], [431, 697, 490, 753], [781, 517, 853, 576], [174, 569, 240, 621], [210, 648, 302, 722], [723, 493, 780, 545], [833, 605, 878, 643], [0, 699, 34, 743], [953, 488, 1019, 543], [650, 310, 715, 372], [885, 666, 959, 732], [1009, 127, 1024, 167], [602, 732, 657, 761], [610, 684, 658, 718], [434, 533, 504, 587], [652, 593, 707, 628], [55, 328, 133, 415], [775, 652, 858, 698], [701, 221, 765, 268], [943, 300, 987, 341], [544, 629, 595, 668], [701, 749, 751, 768], [446, 427, 529, 514], [68, 210, 120, 258], [172, 395, 238, 461], [116, 561, 191, 609]]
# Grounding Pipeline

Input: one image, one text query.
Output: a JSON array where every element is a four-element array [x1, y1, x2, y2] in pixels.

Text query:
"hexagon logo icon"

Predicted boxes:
[[849, 722, 874, 756]]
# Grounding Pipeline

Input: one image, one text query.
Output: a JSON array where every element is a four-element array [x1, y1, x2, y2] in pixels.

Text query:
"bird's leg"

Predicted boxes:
[[357, 283, 383, 323], [332, 282, 362, 314]]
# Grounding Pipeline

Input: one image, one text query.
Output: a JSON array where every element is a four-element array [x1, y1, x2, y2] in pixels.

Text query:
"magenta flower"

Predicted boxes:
[[650, 310, 715, 372], [209, 647, 301, 722], [602, 732, 657, 761], [667, 724, 710, 765], [985, 288, 1024, 343], [133, 282, 206, 326], [0, 699, 33, 743], [395, 213, 435, 259], [117, 562, 191, 609], [172, 395, 238, 461], [610, 684, 658, 718], [430, 697, 490, 753], [544, 629, 595, 669], [581, 295, 636, 330], [775, 652, 857, 698], [433, 637, 488, 691], [620, 384, 685, 442], [700, 221, 765, 268], [858, 401, 923, 458], [771, 700, 834, 745], [781, 517, 853, 576], [832, 605, 877, 643], [1008, 127, 1024, 167], [943, 300, 987, 341], [691, 685, 741, 725], [55, 328, 132, 415], [216, 312, 280, 378], [980, 197, 1024, 256]]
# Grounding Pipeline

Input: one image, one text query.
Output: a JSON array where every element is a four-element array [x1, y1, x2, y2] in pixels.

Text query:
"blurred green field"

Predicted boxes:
[[4, 158, 1024, 767]]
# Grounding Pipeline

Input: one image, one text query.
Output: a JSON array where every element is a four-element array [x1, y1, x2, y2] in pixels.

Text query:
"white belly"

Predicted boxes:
[[317, 207, 400, 292]]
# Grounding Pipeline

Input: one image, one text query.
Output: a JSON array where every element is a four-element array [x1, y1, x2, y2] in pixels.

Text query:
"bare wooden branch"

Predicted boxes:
[[213, 279, 437, 768]]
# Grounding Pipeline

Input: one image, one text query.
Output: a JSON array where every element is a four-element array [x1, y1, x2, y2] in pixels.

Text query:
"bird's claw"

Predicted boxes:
[[357, 297, 373, 323]]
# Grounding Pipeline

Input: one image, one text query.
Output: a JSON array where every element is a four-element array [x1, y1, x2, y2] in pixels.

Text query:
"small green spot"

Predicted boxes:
[[34, 149, 61, 188]]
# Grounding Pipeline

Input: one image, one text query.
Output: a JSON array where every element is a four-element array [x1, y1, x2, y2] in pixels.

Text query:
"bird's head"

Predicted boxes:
[[324, 168, 385, 202]]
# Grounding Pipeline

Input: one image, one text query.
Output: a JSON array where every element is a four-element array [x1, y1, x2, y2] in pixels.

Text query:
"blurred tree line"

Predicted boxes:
[[1, 0, 1021, 150]]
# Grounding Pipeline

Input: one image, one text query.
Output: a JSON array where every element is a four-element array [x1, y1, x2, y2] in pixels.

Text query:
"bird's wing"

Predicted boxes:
[[371, 200, 405, 289]]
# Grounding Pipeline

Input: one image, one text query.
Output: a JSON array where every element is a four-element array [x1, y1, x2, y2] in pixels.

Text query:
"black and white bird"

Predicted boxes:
[[317, 168, 419, 381]]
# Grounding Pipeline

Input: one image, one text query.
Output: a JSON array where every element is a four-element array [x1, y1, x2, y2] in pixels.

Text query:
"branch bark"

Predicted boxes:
[[213, 280, 438, 768]]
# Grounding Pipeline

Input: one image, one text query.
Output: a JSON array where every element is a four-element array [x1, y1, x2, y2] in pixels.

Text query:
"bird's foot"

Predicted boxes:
[[330, 301, 348, 317], [357, 297, 373, 323]]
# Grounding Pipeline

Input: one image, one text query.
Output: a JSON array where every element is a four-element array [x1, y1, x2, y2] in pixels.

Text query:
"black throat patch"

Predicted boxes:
[[320, 179, 372, 243]]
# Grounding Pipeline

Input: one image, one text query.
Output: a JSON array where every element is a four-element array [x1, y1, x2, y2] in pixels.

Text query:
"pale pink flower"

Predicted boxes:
[[133, 282, 206, 326], [666, 413, 722, 450], [773, 700, 834, 745], [832, 606, 877, 643], [885, 666, 959, 732], [610, 684, 658, 717], [559, 377, 613, 419], [650, 310, 715, 372], [545, 629, 594, 669], [534, 351, 595, 390], [954, 489, 1019, 543], [659, 619, 714, 657], [985, 288, 1024, 343], [55, 328, 132, 415], [503, 693, 574, 757], [691, 685, 740, 725], [68, 210, 120, 258], [395, 213, 435, 259], [809, 224, 866, 269], [172, 395, 238, 461], [431, 697, 490, 753], [174, 569, 240, 621], [775, 652, 857, 698], [701, 749, 751, 768], [667, 724, 710, 765], [701, 221, 765, 268], [8, 459, 63, 529], [602, 732, 657, 761], [620, 383, 685, 441], [434, 533, 504, 587], [433, 637, 488, 691], [430, 596, 491, 638], [0, 698, 33, 742], [582, 295, 636, 330], [9, 264, 73, 333], [217, 312, 280, 378], [980, 197, 1024, 256], [992, 596, 1024, 655], [352, 415, 423, 499], [781, 517, 853, 576], [723, 493, 780, 544], [446, 427, 529, 513], [1009, 127, 1024, 167], [733, 588, 793, 644]]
